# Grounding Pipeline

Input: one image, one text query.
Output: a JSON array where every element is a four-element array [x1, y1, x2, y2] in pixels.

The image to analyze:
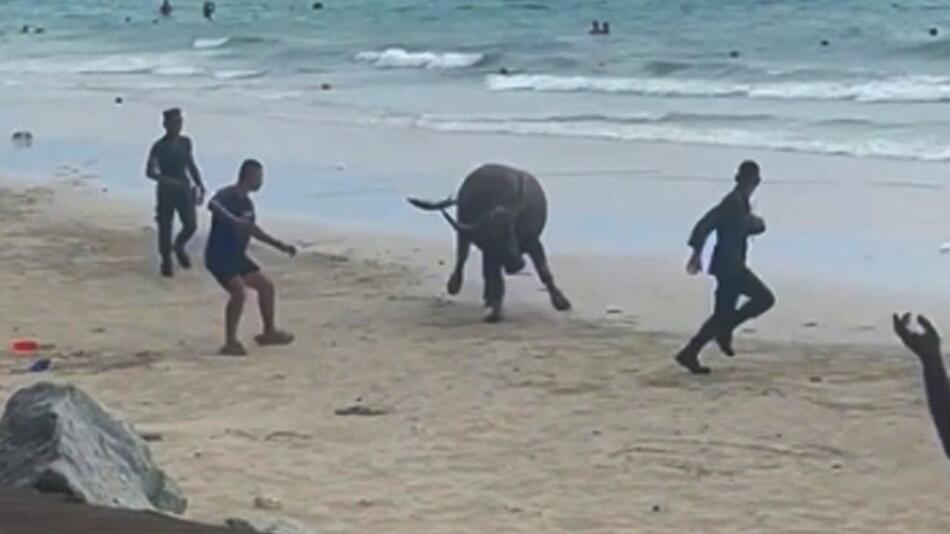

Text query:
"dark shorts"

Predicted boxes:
[[206, 255, 260, 289]]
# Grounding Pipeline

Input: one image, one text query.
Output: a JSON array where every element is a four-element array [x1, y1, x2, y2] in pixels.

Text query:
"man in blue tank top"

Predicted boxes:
[[206, 159, 296, 356]]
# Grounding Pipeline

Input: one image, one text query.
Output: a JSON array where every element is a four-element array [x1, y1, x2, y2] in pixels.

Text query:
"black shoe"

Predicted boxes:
[[716, 330, 735, 357], [174, 247, 192, 269], [675, 349, 711, 375], [160, 259, 173, 278]]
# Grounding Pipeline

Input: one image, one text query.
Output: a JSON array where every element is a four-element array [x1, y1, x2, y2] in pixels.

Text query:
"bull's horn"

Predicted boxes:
[[441, 210, 476, 235]]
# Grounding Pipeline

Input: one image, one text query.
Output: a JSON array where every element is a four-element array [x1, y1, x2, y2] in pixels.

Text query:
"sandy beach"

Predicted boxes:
[[0, 162, 947, 532], [6, 2, 950, 530]]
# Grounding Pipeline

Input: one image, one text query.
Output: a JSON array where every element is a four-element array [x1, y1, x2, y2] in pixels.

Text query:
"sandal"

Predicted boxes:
[[254, 330, 294, 346]]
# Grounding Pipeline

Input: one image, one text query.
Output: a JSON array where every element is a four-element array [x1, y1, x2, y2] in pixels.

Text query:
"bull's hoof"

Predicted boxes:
[[551, 291, 572, 311], [484, 308, 503, 323], [447, 273, 463, 295]]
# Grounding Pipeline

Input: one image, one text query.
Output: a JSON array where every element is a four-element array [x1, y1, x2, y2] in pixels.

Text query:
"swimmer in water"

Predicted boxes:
[[159, 0, 172, 17], [203, 1, 216, 21]]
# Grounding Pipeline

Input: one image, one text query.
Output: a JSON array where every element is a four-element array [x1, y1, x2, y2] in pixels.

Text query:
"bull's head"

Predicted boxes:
[[454, 205, 525, 275]]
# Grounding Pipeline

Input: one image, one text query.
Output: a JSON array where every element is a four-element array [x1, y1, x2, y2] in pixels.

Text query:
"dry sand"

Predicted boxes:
[[0, 178, 948, 533]]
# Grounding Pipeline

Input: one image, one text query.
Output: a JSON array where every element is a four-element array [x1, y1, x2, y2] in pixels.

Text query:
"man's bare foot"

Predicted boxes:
[[255, 330, 294, 346], [675, 349, 711, 375], [218, 341, 247, 356]]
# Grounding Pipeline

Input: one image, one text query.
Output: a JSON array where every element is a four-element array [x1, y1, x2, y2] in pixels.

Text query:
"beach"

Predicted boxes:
[[0, 97, 950, 531], [3, 0, 950, 530]]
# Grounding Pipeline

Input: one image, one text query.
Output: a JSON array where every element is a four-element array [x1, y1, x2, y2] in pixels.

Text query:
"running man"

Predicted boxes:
[[674, 160, 775, 374], [894, 312, 950, 461], [206, 159, 296, 356], [145, 108, 206, 277]]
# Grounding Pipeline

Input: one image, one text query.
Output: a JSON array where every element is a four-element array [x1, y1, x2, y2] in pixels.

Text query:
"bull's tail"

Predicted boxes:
[[407, 196, 469, 234], [407, 196, 456, 211]]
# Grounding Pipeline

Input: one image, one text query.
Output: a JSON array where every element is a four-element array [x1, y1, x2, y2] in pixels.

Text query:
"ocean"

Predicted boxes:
[[5, 0, 950, 162]]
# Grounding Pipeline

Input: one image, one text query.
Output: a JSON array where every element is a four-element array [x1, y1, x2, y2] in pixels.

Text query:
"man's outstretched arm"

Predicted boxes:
[[894, 313, 950, 460], [209, 198, 296, 257]]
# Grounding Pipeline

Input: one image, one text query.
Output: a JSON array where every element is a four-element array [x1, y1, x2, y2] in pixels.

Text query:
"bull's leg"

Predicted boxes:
[[483, 255, 505, 323], [524, 239, 571, 311], [447, 234, 471, 295]]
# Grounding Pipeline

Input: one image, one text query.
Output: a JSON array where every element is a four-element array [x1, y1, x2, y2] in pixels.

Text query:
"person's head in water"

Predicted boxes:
[[602, 21, 611, 34], [735, 160, 761, 196], [238, 159, 264, 192], [590, 20, 600, 34], [162, 108, 183, 137]]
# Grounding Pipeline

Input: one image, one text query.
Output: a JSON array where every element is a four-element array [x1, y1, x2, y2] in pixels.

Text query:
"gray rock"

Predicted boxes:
[[226, 517, 317, 534], [0, 382, 186, 513]]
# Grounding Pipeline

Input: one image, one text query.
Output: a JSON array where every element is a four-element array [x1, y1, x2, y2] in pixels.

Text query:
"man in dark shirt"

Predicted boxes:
[[674, 160, 775, 374], [207, 159, 296, 356], [145, 108, 206, 277], [894, 312, 950, 462]]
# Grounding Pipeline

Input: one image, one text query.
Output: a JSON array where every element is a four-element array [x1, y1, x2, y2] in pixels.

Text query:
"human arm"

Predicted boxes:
[[893, 312, 950, 460], [685, 203, 723, 275], [145, 144, 162, 182], [208, 197, 296, 257], [747, 214, 766, 236], [184, 138, 206, 203]]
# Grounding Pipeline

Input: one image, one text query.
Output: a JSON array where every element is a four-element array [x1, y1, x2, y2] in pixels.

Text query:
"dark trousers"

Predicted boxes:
[[686, 267, 775, 351], [156, 184, 197, 261]]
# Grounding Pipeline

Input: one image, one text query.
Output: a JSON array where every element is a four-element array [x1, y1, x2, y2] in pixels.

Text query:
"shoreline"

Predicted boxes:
[[3, 88, 950, 345]]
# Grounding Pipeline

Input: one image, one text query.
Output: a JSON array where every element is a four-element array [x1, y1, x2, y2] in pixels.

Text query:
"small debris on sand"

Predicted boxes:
[[335, 405, 388, 417]]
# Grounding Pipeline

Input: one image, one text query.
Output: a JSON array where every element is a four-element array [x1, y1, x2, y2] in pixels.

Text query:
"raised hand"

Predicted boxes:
[[893, 312, 942, 362]]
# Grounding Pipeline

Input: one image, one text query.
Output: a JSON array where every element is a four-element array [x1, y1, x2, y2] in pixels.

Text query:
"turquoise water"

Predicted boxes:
[[5, 1, 950, 160]]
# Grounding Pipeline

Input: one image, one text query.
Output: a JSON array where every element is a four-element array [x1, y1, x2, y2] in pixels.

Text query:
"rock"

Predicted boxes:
[[320, 83, 332, 91], [809, 376, 823, 383], [729, 50, 740, 58], [605, 305, 623, 315], [226, 517, 317, 534], [930, 27, 939, 37], [802, 321, 819, 328], [820, 39, 829, 47], [312, 2, 324, 9], [0, 382, 186, 513], [652, 504, 661, 512], [115, 96, 124, 105]]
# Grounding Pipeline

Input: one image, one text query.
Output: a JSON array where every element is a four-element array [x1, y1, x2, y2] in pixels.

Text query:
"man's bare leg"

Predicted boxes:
[[245, 271, 294, 345], [221, 277, 247, 356]]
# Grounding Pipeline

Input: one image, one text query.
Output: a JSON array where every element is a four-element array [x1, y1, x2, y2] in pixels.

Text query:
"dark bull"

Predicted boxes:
[[408, 163, 572, 322]]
